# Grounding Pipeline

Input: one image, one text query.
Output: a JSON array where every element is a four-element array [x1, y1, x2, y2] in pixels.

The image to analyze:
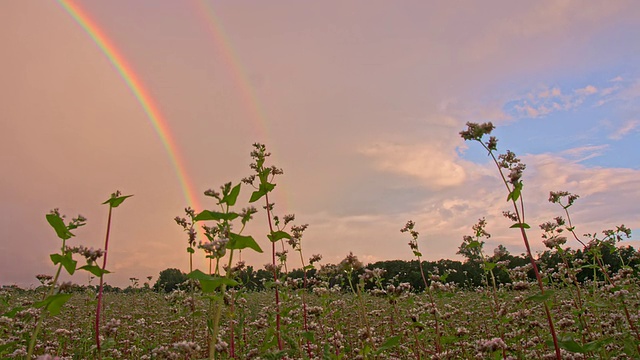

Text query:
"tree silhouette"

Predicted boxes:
[[154, 268, 187, 292]]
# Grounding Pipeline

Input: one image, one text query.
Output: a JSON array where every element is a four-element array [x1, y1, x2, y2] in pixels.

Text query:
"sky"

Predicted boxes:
[[1, 1, 639, 288]]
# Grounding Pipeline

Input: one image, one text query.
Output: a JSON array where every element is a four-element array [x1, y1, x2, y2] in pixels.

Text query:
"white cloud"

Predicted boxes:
[[575, 85, 598, 95], [359, 142, 469, 190], [559, 145, 609, 162], [505, 79, 630, 119], [609, 119, 640, 140]]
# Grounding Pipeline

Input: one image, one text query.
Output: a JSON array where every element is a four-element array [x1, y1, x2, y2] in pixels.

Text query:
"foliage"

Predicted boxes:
[[154, 268, 188, 292]]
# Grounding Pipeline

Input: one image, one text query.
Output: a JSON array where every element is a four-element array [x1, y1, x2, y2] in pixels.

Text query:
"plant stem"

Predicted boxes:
[[95, 205, 113, 352], [417, 257, 442, 354], [298, 250, 312, 358], [482, 142, 561, 359], [209, 248, 234, 359], [27, 241, 66, 358], [264, 192, 283, 351]]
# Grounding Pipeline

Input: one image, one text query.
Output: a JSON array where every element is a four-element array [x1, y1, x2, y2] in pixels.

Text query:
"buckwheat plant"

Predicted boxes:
[[242, 143, 289, 352], [401, 220, 442, 355], [458, 218, 507, 358], [193, 181, 262, 359], [95, 191, 132, 353], [549, 191, 640, 354], [174, 207, 198, 341], [460, 122, 561, 359], [539, 215, 592, 343], [287, 223, 316, 358], [338, 252, 376, 357], [27, 209, 89, 358]]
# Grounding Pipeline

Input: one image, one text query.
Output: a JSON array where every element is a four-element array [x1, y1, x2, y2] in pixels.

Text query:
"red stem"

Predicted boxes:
[[95, 205, 113, 352], [481, 142, 561, 359]]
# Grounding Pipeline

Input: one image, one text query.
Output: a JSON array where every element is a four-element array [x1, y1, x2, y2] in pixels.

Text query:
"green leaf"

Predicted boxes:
[[262, 182, 276, 192], [186, 269, 212, 281], [221, 183, 241, 206], [35, 293, 73, 316], [507, 181, 523, 202], [50, 253, 77, 275], [2, 306, 23, 318], [187, 247, 195, 254], [509, 222, 531, 229], [102, 194, 133, 208], [258, 168, 270, 184], [467, 240, 482, 248], [249, 189, 265, 203], [46, 214, 73, 240], [374, 336, 400, 354], [581, 264, 600, 270], [249, 182, 276, 203], [187, 270, 239, 293], [525, 290, 554, 303], [228, 233, 263, 253], [483, 262, 497, 271], [623, 338, 637, 357], [267, 230, 291, 242], [194, 210, 239, 222], [77, 264, 110, 277], [583, 338, 609, 352], [557, 338, 585, 353]]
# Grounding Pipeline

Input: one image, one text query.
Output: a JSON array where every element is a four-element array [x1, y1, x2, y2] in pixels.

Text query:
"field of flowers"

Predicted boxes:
[[2, 274, 639, 359], [2, 123, 639, 359]]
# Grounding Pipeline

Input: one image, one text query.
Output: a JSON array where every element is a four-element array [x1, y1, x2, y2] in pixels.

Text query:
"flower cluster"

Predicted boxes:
[[174, 207, 197, 247], [66, 245, 105, 264], [539, 217, 568, 249], [400, 220, 422, 257], [287, 224, 309, 250], [199, 238, 228, 258], [338, 252, 363, 273], [548, 191, 579, 208], [498, 150, 526, 186], [459, 122, 496, 142]]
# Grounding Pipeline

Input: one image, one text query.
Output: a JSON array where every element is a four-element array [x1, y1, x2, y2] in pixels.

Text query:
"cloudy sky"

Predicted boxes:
[[2, 1, 639, 288]]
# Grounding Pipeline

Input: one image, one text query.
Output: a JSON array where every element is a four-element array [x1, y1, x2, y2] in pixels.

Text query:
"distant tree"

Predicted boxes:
[[101, 283, 122, 293], [154, 268, 187, 292]]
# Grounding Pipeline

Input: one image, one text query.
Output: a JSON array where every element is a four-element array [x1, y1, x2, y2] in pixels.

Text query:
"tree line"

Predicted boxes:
[[151, 242, 639, 293]]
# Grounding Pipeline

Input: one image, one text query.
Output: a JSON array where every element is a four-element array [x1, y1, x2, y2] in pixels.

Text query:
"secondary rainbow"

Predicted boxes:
[[57, 0, 203, 214], [191, 0, 272, 144], [191, 1, 291, 212]]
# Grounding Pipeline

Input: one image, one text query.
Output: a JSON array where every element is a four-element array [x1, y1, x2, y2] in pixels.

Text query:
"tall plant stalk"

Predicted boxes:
[[96, 191, 132, 352], [549, 192, 640, 348], [460, 122, 561, 359], [194, 181, 261, 359], [28, 210, 89, 358], [243, 143, 288, 351], [401, 221, 442, 355]]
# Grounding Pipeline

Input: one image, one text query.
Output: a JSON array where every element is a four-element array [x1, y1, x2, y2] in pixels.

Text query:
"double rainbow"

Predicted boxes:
[[57, 1, 289, 219]]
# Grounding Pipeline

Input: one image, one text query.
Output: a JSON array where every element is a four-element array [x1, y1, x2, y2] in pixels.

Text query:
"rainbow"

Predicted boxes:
[[57, 0, 203, 215], [191, 1, 290, 212], [57, 0, 291, 217], [191, 0, 272, 143]]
